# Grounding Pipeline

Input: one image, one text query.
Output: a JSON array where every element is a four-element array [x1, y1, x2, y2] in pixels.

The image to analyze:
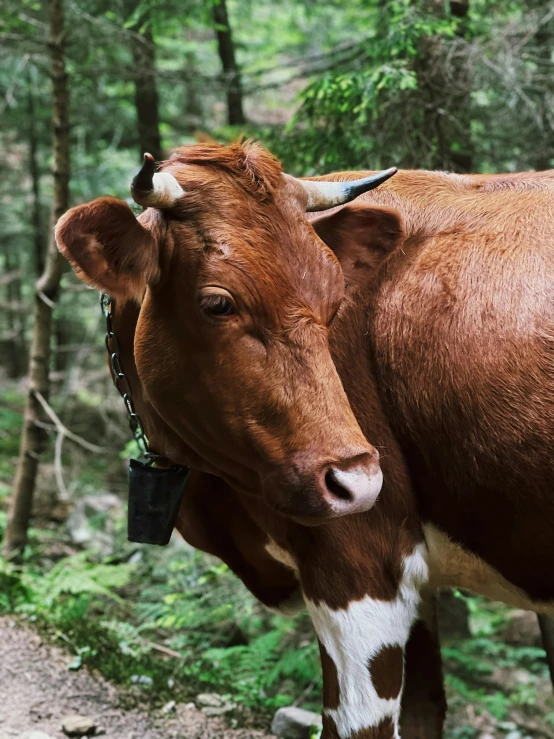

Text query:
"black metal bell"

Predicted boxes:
[[128, 459, 190, 545]]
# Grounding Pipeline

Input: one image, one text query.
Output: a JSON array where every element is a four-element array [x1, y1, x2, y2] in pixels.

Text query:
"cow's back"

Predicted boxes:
[[369, 177, 554, 601]]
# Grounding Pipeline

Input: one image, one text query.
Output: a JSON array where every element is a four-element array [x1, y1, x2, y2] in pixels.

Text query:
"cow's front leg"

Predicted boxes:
[[291, 523, 429, 739], [400, 594, 446, 739]]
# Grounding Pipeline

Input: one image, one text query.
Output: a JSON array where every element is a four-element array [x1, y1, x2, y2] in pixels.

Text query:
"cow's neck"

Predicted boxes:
[[352, 167, 554, 242], [359, 173, 474, 240]]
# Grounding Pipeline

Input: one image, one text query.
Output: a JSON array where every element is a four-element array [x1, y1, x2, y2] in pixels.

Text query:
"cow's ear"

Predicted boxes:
[[310, 203, 403, 285], [55, 196, 160, 303]]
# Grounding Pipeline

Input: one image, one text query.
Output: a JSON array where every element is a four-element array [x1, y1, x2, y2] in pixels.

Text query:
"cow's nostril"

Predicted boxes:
[[324, 468, 354, 501]]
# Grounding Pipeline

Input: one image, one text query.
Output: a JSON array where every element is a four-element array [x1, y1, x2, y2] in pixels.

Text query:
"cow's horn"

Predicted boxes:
[[131, 153, 185, 208], [296, 168, 398, 212]]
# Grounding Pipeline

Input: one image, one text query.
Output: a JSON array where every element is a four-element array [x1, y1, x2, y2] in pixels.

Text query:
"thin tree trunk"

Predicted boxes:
[[211, 0, 245, 125], [450, 0, 469, 17], [54, 316, 71, 374], [184, 51, 203, 126], [28, 67, 45, 277], [447, 0, 472, 172], [538, 615, 554, 692], [127, 2, 163, 162], [529, 2, 554, 170], [437, 589, 471, 641], [415, 0, 472, 171], [3, 0, 70, 558], [4, 244, 25, 378]]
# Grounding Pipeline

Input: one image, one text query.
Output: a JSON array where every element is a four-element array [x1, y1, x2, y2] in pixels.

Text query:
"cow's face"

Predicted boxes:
[[56, 142, 392, 522]]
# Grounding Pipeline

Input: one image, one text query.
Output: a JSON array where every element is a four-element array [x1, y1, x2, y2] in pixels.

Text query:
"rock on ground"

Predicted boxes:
[[271, 707, 322, 739], [196, 693, 235, 716], [0, 617, 274, 739], [65, 494, 122, 557], [61, 715, 96, 737]]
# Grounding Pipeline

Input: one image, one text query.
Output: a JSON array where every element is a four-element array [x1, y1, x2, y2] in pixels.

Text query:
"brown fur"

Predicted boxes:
[[176, 470, 301, 609], [166, 140, 283, 201], [351, 171, 554, 602], [321, 715, 396, 739], [322, 715, 342, 739], [319, 641, 340, 710], [400, 619, 446, 739], [368, 645, 404, 701], [309, 204, 403, 288], [349, 717, 396, 739], [56, 198, 162, 302]]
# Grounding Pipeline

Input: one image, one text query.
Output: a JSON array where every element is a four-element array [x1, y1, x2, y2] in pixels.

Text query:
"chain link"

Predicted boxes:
[[101, 292, 162, 463]]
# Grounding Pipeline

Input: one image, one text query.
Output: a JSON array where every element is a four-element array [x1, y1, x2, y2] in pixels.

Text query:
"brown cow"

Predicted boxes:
[[56, 141, 554, 739]]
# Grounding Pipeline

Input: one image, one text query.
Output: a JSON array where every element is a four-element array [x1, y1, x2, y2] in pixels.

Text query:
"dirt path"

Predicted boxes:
[[0, 618, 274, 739]]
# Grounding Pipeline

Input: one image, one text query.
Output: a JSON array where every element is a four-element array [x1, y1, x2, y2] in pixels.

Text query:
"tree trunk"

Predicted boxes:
[[529, 2, 554, 170], [538, 615, 554, 692], [126, 2, 163, 162], [3, 0, 70, 558], [211, 0, 245, 125], [415, 0, 472, 171], [184, 51, 203, 127], [28, 67, 45, 278], [437, 589, 471, 641]]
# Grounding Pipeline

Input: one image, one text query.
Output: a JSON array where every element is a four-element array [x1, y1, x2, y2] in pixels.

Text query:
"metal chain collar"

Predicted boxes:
[[101, 292, 163, 463]]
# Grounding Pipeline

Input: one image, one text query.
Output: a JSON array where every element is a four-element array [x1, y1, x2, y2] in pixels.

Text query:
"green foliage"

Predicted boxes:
[[274, 0, 460, 172], [444, 637, 548, 678], [0, 550, 133, 614], [197, 621, 320, 710], [33, 553, 133, 606], [0, 392, 23, 489], [0, 526, 321, 718], [443, 635, 547, 723], [0, 558, 32, 612], [446, 674, 511, 720], [447, 729, 476, 739], [272, 0, 554, 174]]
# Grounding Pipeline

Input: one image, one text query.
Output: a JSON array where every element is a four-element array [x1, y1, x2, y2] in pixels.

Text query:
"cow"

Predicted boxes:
[[55, 140, 554, 739]]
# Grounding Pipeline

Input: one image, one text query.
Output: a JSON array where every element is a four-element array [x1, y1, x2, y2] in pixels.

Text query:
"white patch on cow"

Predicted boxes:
[[264, 540, 304, 616], [424, 524, 554, 615], [305, 544, 429, 739], [265, 539, 300, 575], [267, 588, 306, 617]]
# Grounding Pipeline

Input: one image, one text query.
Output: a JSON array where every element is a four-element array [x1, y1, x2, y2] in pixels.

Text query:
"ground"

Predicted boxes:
[[3, 611, 554, 739], [0, 617, 275, 739]]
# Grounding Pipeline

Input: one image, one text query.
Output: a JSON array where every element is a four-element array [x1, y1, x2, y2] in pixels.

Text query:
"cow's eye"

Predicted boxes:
[[200, 294, 235, 317]]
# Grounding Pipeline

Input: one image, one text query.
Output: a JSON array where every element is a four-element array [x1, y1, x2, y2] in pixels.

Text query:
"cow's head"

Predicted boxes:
[[56, 142, 398, 523]]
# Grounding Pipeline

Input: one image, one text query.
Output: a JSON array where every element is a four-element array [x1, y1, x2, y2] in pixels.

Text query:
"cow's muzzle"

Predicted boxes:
[[262, 447, 383, 523]]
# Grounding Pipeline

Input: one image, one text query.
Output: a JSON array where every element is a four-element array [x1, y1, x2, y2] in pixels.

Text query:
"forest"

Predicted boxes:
[[2, 0, 554, 737]]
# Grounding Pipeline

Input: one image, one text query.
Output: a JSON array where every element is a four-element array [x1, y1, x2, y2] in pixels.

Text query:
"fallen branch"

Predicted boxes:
[[33, 390, 104, 454], [0, 269, 22, 287], [144, 641, 184, 659], [54, 427, 69, 501]]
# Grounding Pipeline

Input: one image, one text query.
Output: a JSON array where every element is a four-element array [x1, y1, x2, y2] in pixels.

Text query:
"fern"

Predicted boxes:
[[0, 558, 32, 611], [29, 552, 133, 607]]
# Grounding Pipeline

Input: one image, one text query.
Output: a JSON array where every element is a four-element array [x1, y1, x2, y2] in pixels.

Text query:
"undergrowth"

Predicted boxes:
[[0, 505, 321, 722], [2, 503, 552, 734]]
